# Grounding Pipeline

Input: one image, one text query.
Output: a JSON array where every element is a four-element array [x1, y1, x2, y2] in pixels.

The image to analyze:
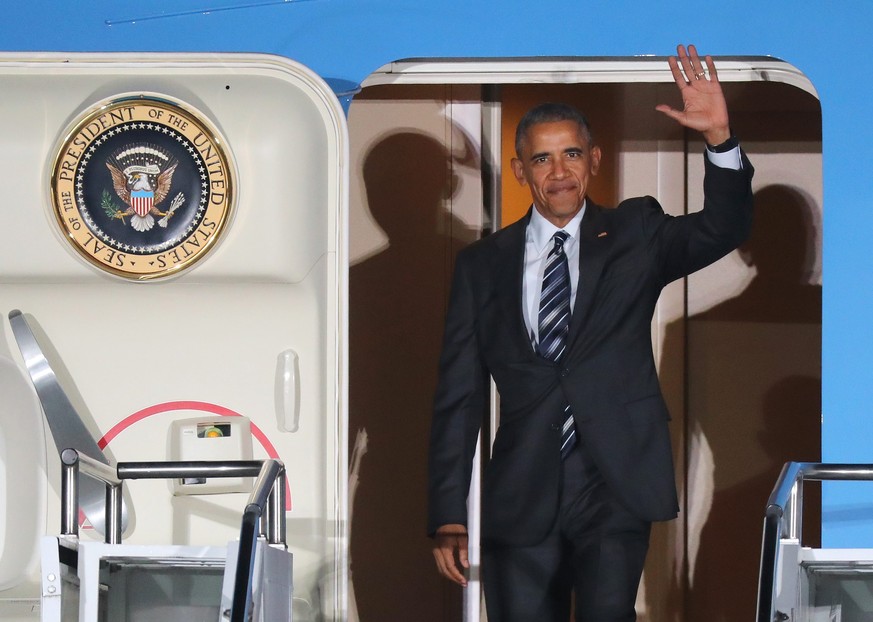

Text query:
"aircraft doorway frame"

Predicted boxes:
[[356, 56, 818, 622]]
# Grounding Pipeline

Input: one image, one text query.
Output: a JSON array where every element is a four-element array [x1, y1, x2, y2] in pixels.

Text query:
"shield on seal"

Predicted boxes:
[[130, 190, 154, 217]]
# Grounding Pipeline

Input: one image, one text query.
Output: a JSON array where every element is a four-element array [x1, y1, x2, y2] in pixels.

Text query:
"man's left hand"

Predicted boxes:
[[655, 43, 731, 146]]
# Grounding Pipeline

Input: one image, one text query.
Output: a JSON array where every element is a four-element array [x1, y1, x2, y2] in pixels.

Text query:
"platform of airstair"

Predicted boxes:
[[40, 450, 293, 622], [758, 463, 873, 622]]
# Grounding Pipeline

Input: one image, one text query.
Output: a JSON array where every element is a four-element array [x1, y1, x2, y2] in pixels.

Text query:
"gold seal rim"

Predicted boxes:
[[49, 93, 236, 282]]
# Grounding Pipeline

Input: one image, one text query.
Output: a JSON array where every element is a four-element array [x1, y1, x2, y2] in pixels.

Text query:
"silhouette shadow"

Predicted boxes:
[[654, 184, 822, 622], [348, 130, 479, 622]]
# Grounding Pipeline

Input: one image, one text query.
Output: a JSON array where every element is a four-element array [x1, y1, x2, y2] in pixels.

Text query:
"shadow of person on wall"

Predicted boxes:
[[696, 184, 821, 323], [348, 130, 479, 622], [691, 375, 820, 621], [652, 184, 822, 622]]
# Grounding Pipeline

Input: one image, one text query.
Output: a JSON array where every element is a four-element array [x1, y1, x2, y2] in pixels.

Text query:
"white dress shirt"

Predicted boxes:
[[523, 206, 583, 346]]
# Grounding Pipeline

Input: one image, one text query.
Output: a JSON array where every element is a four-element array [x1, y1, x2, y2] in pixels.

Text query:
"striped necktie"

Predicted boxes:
[[538, 231, 577, 459]]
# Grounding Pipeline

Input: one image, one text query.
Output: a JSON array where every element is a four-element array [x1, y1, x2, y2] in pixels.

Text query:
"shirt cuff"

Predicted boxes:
[[705, 144, 742, 170]]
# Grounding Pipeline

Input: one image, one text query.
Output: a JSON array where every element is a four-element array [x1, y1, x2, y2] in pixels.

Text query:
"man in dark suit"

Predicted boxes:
[[428, 45, 755, 621]]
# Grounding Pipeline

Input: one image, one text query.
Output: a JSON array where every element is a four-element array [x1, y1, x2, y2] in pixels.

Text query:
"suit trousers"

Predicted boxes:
[[482, 440, 652, 621]]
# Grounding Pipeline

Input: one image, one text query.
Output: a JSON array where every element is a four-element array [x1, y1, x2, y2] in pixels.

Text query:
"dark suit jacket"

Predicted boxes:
[[428, 152, 754, 546]]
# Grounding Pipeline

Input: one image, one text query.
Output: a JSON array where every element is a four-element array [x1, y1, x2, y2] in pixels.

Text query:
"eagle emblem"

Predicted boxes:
[[51, 94, 234, 280], [104, 144, 185, 232]]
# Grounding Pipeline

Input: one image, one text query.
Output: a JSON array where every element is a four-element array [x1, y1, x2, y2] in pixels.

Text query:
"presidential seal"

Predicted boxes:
[[50, 95, 234, 280]]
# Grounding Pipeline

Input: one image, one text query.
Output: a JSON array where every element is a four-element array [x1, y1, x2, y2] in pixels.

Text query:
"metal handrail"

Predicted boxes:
[[60, 449, 287, 622], [757, 462, 873, 622], [60, 449, 123, 542], [229, 460, 286, 622]]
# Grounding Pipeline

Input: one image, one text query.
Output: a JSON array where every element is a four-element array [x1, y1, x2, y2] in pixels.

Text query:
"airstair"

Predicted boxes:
[[758, 463, 873, 622], [40, 450, 293, 622]]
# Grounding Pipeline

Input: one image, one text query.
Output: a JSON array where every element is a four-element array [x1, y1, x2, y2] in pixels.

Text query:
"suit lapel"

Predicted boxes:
[[567, 201, 611, 346], [499, 204, 611, 358], [495, 210, 536, 358]]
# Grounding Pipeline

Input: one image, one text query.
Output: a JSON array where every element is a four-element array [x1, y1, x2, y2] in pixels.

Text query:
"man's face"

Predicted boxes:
[[511, 120, 601, 227]]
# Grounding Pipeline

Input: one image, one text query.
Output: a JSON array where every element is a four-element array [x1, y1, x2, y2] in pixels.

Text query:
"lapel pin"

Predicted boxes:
[[597, 231, 608, 238]]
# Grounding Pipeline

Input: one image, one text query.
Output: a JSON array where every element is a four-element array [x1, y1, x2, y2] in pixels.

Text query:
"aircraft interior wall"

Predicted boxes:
[[348, 84, 484, 622]]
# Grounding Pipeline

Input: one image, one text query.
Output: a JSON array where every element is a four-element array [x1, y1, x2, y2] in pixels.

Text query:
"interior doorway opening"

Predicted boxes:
[[346, 58, 822, 622]]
